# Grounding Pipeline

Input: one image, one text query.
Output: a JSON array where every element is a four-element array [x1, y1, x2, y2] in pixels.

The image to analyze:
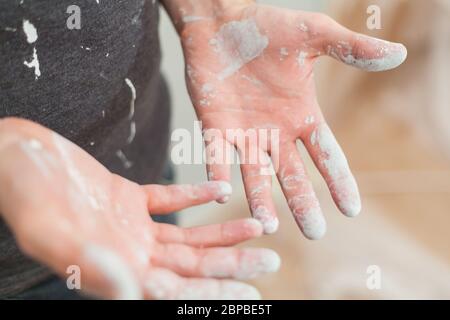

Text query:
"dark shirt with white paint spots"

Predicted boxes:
[[0, 0, 170, 298]]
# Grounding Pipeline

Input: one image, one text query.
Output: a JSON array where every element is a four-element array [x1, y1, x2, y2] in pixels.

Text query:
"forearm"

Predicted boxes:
[[161, 0, 254, 34]]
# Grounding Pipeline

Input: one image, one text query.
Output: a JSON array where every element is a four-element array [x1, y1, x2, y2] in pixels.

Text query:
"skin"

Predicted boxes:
[[163, 0, 407, 238], [0, 118, 279, 299], [0, 0, 407, 300]]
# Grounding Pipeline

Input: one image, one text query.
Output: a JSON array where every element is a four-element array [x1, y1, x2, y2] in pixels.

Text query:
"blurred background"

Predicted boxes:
[[159, 0, 450, 299]]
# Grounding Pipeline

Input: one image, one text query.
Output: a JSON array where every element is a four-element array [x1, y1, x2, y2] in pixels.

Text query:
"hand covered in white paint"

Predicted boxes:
[[177, 2, 407, 239], [0, 118, 280, 299]]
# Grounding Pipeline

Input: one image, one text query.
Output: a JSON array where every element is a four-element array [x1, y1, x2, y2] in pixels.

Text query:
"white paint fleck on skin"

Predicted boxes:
[[252, 206, 279, 234], [310, 124, 361, 217], [116, 150, 133, 169], [201, 83, 214, 96], [250, 180, 270, 197], [211, 19, 269, 80], [299, 22, 308, 32], [4, 27, 17, 32], [199, 98, 210, 107], [19, 140, 52, 178], [241, 74, 263, 87], [124, 78, 136, 119], [216, 181, 233, 197], [29, 139, 42, 150], [279, 47, 289, 60], [297, 51, 308, 66], [328, 38, 407, 72], [281, 174, 307, 190], [305, 115, 315, 124], [23, 48, 41, 80], [186, 65, 197, 82], [127, 121, 136, 144], [84, 244, 142, 300], [52, 133, 103, 212], [22, 20, 38, 43], [182, 16, 208, 23]]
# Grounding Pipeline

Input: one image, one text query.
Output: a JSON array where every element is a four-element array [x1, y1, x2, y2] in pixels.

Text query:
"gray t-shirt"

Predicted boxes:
[[0, 0, 171, 297]]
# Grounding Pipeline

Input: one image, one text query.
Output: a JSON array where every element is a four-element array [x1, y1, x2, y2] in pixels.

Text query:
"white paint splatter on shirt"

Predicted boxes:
[[23, 47, 41, 80], [22, 20, 41, 80], [23, 20, 38, 43], [124, 78, 136, 119]]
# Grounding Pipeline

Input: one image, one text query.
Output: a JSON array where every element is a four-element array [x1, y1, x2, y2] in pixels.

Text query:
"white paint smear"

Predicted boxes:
[[182, 16, 207, 23], [295, 207, 327, 240], [279, 47, 289, 60], [297, 51, 308, 66], [84, 244, 142, 300], [211, 19, 268, 80], [19, 139, 52, 178], [310, 125, 361, 217], [252, 206, 279, 234], [52, 133, 103, 212], [304, 115, 315, 124], [328, 39, 407, 72]]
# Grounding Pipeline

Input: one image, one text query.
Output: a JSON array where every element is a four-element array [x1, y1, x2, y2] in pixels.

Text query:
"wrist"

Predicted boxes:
[[162, 0, 255, 35]]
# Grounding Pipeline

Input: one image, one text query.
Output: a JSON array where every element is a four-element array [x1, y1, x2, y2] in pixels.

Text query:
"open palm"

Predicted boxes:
[[0, 118, 280, 299], [181, 3, 407, 239]]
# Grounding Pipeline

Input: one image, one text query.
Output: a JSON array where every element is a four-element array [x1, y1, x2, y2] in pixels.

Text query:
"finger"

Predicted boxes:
[[302, 122, 361, 218], [144, 268, 261, 300], [204, 134, 233, 203], [143, 181, 232, 214], [151, 243, 280, 280], [240, 150, 279, 234], [154, 218, 263, 247], [306, 13, 407, 71], [276, 143, 326, 240]]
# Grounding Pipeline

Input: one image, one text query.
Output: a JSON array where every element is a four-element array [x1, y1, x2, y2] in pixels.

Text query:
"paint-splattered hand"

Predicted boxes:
[[0, 118, 280, 299], [180, 3, 407, 239]]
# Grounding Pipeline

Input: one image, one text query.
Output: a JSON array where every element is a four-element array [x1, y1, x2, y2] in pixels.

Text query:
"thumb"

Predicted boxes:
[[310, 14, 407, 72]]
